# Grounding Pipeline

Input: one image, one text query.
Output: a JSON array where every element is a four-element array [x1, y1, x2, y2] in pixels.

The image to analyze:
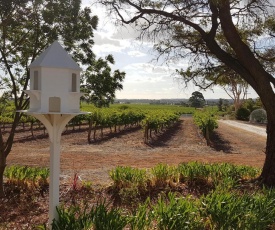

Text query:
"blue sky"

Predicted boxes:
[[83, 0, 258, 100]]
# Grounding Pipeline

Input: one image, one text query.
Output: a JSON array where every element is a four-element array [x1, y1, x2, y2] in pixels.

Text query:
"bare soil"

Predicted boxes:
[[1, 117, 267, 229], [7, 117, 266, 185]]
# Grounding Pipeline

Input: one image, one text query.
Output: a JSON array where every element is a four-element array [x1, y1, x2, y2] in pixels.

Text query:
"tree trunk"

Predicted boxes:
[[144, 124, 149, 143], [93, 125, 97, 141], [214, 1, 275, 185], [0, 153, 7, 197], [0, 112, 21, 197], [30, 121, 34, 138], [205, 126, 210, 146], [259, 118, 275, 186], [87, 118, 93, 143]]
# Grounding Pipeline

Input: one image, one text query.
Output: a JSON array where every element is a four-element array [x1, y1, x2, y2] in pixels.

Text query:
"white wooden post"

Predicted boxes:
[[49, 115, 61, 223], [31, 113, 76, 227], [49, 134, 60, 223]]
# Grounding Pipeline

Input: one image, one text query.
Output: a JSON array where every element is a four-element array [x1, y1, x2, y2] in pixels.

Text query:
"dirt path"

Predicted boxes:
[[219, 120, 266, 137], [7, 117, 266, 185]]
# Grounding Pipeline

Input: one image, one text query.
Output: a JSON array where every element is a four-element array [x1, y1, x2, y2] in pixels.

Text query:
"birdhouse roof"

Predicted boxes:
[[29, 41, 81, 70]]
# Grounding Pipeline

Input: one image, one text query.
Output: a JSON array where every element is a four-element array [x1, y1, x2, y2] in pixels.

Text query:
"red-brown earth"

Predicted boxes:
[[1, 117, 267, 229], [7, 117, 266, 185]]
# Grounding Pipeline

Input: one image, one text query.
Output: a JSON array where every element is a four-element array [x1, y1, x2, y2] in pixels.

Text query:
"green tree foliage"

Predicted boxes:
[[217, 98, 230, 113], [81, 55, 125, 107], [235, 107, 250, 121], [0, 93, 10, 115], [178, 65, 249, 111], [0, 0, 103, 196], [242, 97, 264, 113], [255, 97, 264, 109], [242, 98, 259, 113], [98, 0, 275, 186], [189, 91, 205, 108]]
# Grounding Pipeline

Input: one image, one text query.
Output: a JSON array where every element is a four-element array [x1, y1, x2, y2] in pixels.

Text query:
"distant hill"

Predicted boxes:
[[114, 98, 234, 105]]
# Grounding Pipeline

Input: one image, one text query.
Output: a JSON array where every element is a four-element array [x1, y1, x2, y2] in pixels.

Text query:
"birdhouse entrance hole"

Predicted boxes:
[[49, 97, 61, 112]]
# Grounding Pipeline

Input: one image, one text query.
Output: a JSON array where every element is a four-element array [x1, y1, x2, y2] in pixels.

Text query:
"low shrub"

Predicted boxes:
[[236, 107, 250, 121], [52, 188, 275, 230], [128, 198, 153, 230], [109, 166, 149, 204], [109, 166, 148, 190], [47, 162, 275, 229], [4, 165, 49, 189], [52, 201, 128, 230], [200, 189, 275, 229], [178, 162, 211, 186], [153, 192, 203, 230], [151, 163, 178, 187]]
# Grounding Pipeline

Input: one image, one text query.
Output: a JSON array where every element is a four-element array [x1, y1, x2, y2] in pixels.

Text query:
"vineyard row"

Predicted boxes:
[[1, 107, 192, 143]]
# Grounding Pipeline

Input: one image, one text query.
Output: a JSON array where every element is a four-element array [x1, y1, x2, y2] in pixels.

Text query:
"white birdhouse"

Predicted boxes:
[[20, 41, 89, 226], [25, 41, 84, 114]]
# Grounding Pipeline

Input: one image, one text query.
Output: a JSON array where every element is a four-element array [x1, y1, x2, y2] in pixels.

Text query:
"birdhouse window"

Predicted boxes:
[[72, 73, 77, 92], [33, 71, 39, 90], [49, 97, 61, 112]]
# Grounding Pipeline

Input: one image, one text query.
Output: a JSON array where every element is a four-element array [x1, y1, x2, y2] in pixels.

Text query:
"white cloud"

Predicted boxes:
[[94, 33, 120, 46], [82, 0, 259, 100], [127, 50, 146, 58]]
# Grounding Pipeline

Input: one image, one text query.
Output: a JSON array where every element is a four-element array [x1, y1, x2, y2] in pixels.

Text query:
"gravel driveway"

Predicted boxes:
[[219, 120, 266, 137]]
